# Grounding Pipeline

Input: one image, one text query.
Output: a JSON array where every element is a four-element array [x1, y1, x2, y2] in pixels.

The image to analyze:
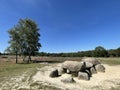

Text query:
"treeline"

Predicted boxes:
[[37, 46, 120, 57], [2, 46, 120, 57]]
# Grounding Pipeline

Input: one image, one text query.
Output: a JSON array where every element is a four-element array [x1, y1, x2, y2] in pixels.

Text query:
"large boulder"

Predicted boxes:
[[62, 61, 86, 73], [78, 72, 90, 80], [81, 58, 101, 66], [61, 77, 75, 83], [49, 69, 59, 77], [95, 64, 105, 72]]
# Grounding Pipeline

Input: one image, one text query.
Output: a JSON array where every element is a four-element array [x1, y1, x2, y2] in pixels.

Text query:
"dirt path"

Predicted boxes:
[[32, 64, 120, 90]]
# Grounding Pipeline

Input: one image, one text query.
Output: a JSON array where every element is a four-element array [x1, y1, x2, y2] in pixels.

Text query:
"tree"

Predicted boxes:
[[116, 47, 120, 57], [7, 18, 41, 63], [18, 19, 41, 63], [108, 49, 117, 57], [93, 46, 108, 57], [7, 27, 20, 63]]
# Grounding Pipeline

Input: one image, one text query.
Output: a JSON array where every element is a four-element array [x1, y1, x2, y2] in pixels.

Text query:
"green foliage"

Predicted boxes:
[[116, 47, 120, 56], [93, 46, 108, 57], [6, 18, 41, 63], [108, 49, 117, 57]]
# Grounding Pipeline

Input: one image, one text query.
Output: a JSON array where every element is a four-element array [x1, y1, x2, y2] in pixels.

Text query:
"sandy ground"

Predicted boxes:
[[32, 64, 120, 90]]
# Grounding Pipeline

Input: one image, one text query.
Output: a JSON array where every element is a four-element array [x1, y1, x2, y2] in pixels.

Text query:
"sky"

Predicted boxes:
[[0, 0, 120, 53]]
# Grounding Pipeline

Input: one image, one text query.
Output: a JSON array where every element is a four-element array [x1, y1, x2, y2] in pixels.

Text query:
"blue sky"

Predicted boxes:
[[0, 0, 120, 53]]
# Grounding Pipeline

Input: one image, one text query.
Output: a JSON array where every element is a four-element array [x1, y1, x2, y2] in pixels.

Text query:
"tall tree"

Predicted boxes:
[[7, 27, 20, 63], [22, 19, 41, 63], [7, 18, 41, 63]]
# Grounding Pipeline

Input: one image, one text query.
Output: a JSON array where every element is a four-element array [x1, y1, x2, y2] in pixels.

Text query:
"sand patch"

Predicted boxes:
[[32, 64, 120, 90]]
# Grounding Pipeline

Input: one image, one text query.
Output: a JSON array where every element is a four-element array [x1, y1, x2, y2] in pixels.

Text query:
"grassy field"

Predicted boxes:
[[0, 57, 44, 82], [98, 57, 120, 65]]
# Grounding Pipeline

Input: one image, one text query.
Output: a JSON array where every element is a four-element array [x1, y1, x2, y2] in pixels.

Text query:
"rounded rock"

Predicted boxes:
[[66, 69, 71, 74], [58, 67, 64, 75], [62, 61, 86, 73], [78, 72, 90, 80], [81, 58, 101, 66], [95, 64, 105, 72], [90, 67, 97, 74], [49, 69, 59, 78], [83, 62, 93, 68]]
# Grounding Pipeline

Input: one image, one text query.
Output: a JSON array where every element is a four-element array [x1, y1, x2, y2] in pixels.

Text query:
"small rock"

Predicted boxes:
[[78, 72, 90, 80], [95, 64, 105, 72], [66, 69, 71, 74], [61, 77, 75, 83], [90, 67, 97, 74], [49, 69, 59, 78]]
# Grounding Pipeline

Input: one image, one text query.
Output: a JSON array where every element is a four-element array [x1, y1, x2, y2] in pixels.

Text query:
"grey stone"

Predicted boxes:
[[81, 58, 101, 66], [90, 67, 97, 74], [62, 61, 86, 73], [49, 69, 59, 78], [58, 67, 64, 75], [66, 69, 71, 74], [95, 64, 105, 72], [84, 62, 93, 68], [78, 72, 90, 80]]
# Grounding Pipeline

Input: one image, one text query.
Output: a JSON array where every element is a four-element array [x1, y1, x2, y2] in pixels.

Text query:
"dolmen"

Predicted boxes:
[[49, 58, 105, 83]]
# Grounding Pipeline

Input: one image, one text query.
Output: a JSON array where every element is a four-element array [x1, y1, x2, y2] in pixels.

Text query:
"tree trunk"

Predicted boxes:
[[23, 55, 25, 62], [27, 58, 29, 63], [28, 53, 31, 63], [16, 51, 18, 63], [29, 55, 31, 61]]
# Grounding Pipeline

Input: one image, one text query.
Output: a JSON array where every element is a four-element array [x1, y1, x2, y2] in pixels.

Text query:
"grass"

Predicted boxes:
[[32, 56, 120, 65], [0, 56, 45, 82], [98, 57, 120, 65], [0, 63, 43, 76]]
